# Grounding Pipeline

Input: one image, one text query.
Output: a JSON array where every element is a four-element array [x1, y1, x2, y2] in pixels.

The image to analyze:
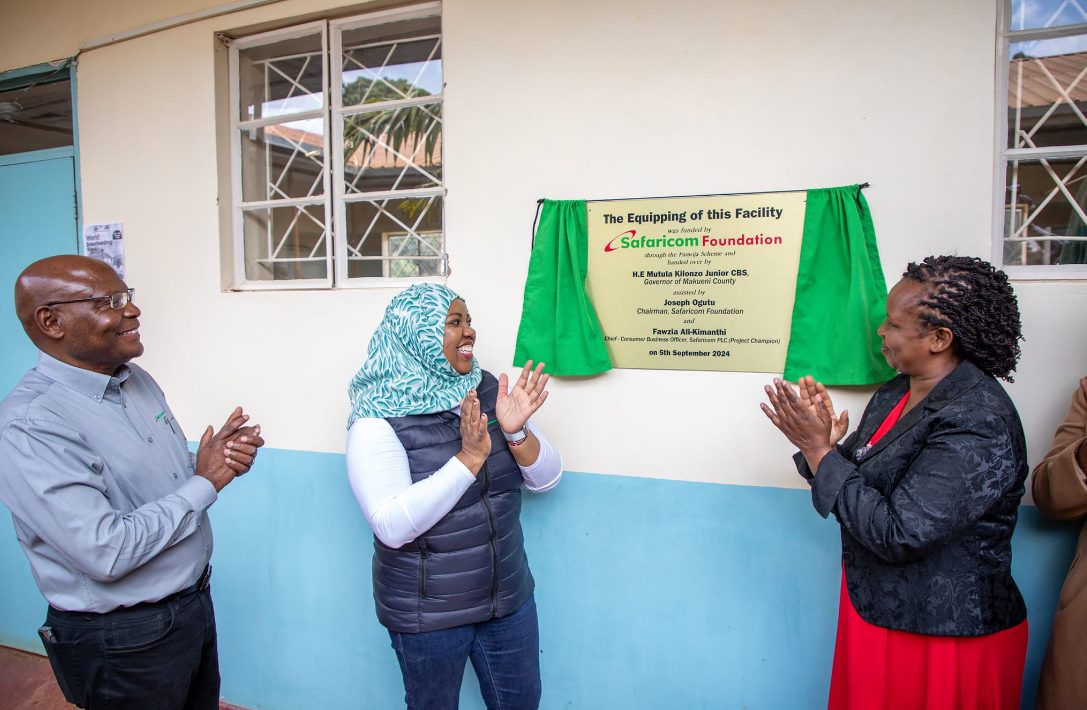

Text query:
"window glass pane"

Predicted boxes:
[[1004, 157, 1087, 265], [345, 195, 444, 278], [240, 120, 326, 202], [241, 203, 328, 280], [1009, 36, 1087, 148], [340, 16, 441, 108], [1011, 0, 1087, 31], [0, 79, 72, 155], [343, 102, 442, 194], [238, 32, 324, 122], [385, 233, 444, 277]]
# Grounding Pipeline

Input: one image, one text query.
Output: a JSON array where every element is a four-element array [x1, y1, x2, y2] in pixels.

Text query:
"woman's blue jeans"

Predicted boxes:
[[388, 595, 541, 710]]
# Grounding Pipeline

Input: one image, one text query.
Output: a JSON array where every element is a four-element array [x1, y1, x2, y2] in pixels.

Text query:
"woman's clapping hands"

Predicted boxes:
[[456, 389, 491, 474], [761, 376, 848, 473], [796, 375, 850, 446], [496, 361, 550, 434]]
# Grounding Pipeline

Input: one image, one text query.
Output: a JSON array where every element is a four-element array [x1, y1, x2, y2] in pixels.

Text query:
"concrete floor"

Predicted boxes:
[[0, 646, 247, 709], [0, 646, 71, 710]]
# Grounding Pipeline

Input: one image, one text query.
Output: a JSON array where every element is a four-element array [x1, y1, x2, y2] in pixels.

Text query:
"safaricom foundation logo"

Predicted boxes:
[[604, 230, 699, 252], [603, 228, 784, 252]]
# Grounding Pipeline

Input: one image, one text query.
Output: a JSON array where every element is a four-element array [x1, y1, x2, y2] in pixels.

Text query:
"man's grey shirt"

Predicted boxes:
[[0, 352, 216, 612]]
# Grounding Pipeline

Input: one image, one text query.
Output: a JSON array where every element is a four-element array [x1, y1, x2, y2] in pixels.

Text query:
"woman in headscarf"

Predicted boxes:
[[346, 283, 561, 710], [761, 255, 1029, 709]]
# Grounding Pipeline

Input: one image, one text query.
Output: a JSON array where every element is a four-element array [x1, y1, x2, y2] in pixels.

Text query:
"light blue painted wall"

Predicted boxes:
[[0, 439, 1079, 708], [0, 518, 45, 652], [4, 446, 1053, 709], [204, 452, 1078, 710]]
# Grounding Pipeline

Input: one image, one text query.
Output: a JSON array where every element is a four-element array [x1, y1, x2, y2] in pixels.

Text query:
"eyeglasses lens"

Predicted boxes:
[[109, 290, 133, 309]]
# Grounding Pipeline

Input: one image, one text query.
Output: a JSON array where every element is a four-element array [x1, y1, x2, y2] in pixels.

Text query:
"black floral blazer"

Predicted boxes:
[[795, 360, 1028, 636]]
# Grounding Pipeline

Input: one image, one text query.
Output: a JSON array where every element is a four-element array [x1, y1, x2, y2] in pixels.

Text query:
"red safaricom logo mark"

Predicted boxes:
[[604, 229, 636, 252]]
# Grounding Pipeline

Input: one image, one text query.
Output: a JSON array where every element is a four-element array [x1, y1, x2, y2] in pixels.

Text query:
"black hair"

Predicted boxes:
[[903, 255, 1023, 381]]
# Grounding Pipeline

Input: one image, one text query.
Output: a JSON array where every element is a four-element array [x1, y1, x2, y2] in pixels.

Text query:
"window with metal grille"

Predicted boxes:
[[227, 3, 445, 289], [998, 0, 1087, 276]]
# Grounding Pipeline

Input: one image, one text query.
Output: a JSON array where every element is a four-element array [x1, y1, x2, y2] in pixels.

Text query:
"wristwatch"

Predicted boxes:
[[503, 425, 529, 445]]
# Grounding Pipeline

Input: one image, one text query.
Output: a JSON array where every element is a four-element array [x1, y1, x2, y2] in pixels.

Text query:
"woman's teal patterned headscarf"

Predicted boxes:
[[347, 284, 482, 426]]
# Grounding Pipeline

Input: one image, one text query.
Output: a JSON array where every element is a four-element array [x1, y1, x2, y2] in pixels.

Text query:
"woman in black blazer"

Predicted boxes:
[[762, 255, 1028, 710]]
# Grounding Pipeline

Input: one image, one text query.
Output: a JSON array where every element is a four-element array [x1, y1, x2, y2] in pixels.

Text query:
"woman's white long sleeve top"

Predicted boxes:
[[347, 413, 562, 549]]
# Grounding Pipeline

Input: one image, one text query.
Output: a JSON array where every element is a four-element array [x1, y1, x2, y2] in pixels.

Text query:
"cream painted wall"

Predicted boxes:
[[7, 0, 1085, 490], [0, 0, 249, 70]]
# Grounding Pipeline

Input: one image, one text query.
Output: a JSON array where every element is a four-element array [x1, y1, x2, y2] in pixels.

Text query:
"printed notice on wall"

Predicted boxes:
[[586, 192, 806, 372], [82, 222, 126, 278]]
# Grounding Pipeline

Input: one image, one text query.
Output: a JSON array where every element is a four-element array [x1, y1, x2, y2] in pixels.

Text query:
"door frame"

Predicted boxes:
[[0, 59, 81, 236]]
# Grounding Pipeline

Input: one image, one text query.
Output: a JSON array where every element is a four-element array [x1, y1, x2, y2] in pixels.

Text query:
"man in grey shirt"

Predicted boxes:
[[0, 255, 265, 709]]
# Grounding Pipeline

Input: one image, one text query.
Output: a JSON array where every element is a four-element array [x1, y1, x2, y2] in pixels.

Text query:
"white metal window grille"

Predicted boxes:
[[228, 4, 445, 289], [381, 230, 444, 277], [996, 0, 1087, 276]]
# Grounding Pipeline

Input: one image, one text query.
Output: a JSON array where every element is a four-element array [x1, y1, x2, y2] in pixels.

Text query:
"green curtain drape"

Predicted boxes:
[[513, 199, 612, 376], [782, 185, 895, 384]]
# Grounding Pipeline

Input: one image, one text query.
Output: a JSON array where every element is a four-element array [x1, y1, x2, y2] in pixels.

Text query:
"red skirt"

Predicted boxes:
[[827, 572, 1027, 710]]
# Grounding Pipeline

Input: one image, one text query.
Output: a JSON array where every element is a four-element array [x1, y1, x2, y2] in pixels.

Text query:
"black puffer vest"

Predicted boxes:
[[372, 371, 534, 633]]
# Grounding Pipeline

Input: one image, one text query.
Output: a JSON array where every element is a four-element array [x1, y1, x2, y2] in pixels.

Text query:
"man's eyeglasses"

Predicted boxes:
[[45, 288, 135, 310]]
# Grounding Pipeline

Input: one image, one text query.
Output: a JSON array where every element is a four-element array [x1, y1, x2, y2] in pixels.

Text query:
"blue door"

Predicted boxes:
[[0, 150, 78, 650], [0, 151, 78, 389]]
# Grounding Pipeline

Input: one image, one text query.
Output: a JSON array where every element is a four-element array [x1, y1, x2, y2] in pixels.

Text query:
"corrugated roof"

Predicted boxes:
[[262, 124, 441, 171], [1010, 51, 1087, 108]]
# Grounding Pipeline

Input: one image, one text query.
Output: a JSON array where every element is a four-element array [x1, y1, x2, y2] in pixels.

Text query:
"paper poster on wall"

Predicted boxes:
[[586, 192, 805, 372], [82, 222, 126, 278]]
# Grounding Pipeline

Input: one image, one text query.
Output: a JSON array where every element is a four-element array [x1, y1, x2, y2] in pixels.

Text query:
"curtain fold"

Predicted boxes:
[[513, 199, 612, 376], [783, 185, 895, 384]]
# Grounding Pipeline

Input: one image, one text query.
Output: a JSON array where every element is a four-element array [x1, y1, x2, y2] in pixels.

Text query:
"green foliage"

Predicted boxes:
[[397, 197, 430, 220], [342, 76, 440, 167]]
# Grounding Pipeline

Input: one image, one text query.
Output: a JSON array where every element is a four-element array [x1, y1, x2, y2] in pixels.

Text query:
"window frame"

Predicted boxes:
[[994, 1, 1087, 278], [331, 4, 445, 288], [229, 20, 332, 290], [225, 3, 446, 290]]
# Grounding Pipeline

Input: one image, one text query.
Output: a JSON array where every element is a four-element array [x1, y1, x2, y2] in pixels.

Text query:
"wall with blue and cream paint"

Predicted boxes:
[[1, 0, 1084, 707]]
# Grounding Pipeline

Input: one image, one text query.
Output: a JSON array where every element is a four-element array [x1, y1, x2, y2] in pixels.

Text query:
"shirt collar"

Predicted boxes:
[[36, 352, 132, 402]]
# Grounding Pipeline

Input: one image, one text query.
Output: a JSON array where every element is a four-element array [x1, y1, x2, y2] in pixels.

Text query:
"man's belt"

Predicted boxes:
[[174, 564, 213, 598], [48, 565, 212, 618]]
